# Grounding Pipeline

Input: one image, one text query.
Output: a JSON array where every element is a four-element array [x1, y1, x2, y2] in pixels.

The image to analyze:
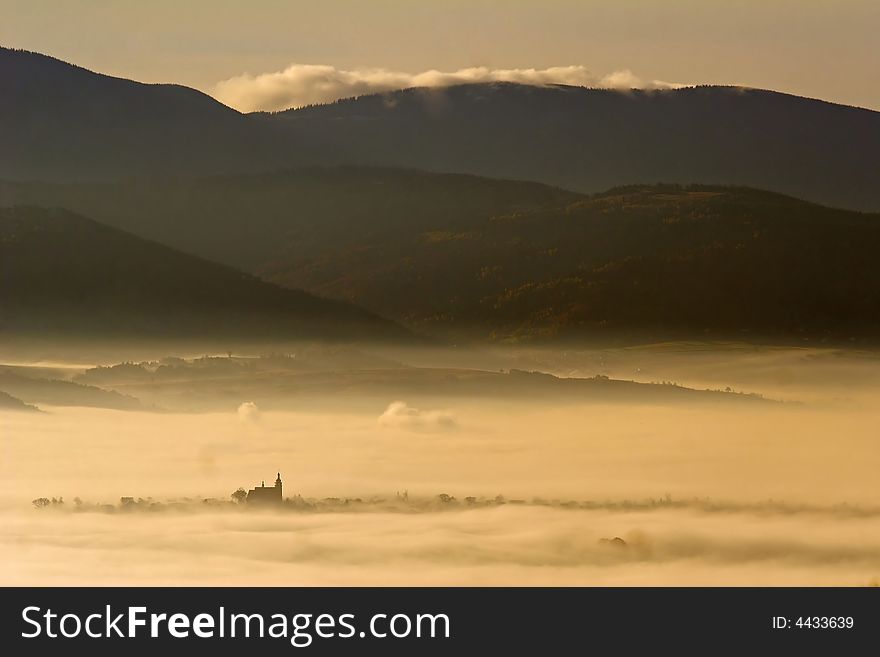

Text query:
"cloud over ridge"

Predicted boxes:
[[213, 64, 683, 112]]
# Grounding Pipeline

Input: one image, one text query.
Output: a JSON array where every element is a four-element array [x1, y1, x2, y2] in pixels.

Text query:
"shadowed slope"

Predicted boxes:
[[0, 206, 410, 342]]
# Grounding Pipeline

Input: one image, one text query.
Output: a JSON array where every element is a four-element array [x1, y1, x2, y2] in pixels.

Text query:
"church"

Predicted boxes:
[[246, 472, 283, 505]]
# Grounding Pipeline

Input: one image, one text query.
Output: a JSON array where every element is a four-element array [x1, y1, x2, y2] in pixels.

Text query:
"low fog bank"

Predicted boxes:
[[1, 350, 775, 415], [4, 399, 879, 585], [4, 341, 880, 586], [451, 343, 880, 406], [6, 341, 880, 413], [3, 505, 879, 586], [3, 402, 879, 506], [19, 492, 880, 520]]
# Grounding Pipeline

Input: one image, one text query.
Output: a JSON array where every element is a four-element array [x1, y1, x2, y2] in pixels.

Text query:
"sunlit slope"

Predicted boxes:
[[0, 206, 409, 341], [256, 185, 880, 343]]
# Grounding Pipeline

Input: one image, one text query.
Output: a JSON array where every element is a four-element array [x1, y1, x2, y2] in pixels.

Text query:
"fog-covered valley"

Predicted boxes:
[[2, 342, 879, 585]]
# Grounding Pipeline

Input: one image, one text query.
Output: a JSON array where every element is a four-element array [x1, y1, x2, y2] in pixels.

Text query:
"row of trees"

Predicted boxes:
[[32, 497, 81, 508]]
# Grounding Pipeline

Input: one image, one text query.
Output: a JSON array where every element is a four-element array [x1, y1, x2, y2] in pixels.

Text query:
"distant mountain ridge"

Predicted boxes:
[[3, 47, 880, 211], [262, 82, 880, 212]]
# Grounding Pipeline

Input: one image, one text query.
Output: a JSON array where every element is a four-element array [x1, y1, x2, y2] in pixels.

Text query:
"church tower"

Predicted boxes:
[[274, 472, 283, 500]]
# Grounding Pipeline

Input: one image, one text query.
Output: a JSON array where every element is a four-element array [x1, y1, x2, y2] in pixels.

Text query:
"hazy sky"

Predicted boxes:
[[2, 0, 879, 110]]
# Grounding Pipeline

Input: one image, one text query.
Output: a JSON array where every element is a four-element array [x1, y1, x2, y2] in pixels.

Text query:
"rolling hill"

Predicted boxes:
[[0, 167, 578, 273], [69, 354, 771, 413], [0, 369, 140, 410], [258, 184, 880, 343], [6, 173, 880, 343], [0, 206, 409, 342], [0, 390, 39, 412], [3, 47, 880, 212]]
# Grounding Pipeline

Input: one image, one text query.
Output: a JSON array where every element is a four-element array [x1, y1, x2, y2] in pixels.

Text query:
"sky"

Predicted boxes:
[[2, 0, 879, 111]]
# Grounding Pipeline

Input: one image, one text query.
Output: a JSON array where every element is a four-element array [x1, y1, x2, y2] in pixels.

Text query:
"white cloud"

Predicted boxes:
[[237, 401, 261, 423], [213, 64, 685, 112], [377, 400, 456, 431]]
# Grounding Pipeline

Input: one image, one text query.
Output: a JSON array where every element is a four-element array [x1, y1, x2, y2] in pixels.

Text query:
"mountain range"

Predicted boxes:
[[3, 47, 879, 212], [3, 47, 880, 345], [262, 82, 880, 213]]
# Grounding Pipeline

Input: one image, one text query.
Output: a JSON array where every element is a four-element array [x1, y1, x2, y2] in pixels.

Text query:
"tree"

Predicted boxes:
[[231, 487, 248, 504], [32, 498, 50, 509]]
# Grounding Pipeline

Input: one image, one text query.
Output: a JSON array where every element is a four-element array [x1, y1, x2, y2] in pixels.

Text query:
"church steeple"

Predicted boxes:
[[247, 473, 283, 505]]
